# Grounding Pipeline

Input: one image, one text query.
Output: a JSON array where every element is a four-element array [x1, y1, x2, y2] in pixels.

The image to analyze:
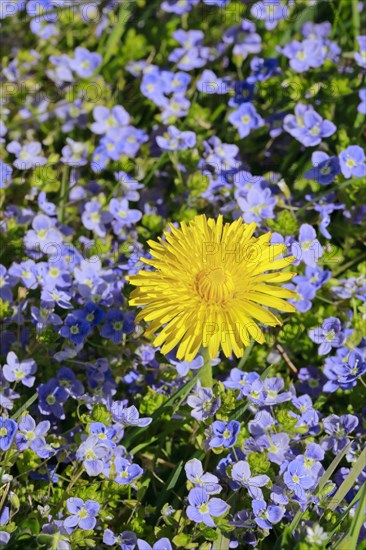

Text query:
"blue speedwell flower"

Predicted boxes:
[[6, 140, 47, 169], [103, 529, 137, 549], [187, 383, 221, 421], [0, 506, 10, 546], [90, 422, 120, 448], [185, 458, 222, 495], [156, 125, 196, 151], [358, 89, 366, 114], [69, 47, 102, 78], [231, 461, 270, 499], [170, 355, 204, 377], [284, 459, 316, 501], [0, 160, 12, 188], [322, 414, 359, 454], [104, 456, 143, 485], [257, 433, 290, 465], [15, 414, 50, 457], [251, 0, 289, 30], [137, 537, 173, 550], [109, 198, 142, 233], [110, 404, 152, 427], [37, 378, 69, 419], [209, 420, 241, 448], [339, 145, 366, 178], [76, 435, 112, 476], [100, 309, 135, 344], [252, 499, 284, 529], [228, 102, 264, 138], [292, 224, 323, 268], [284, 103, 336, 147], [2, 351, 37, 387], [59, 311, 91, 345], [304, 151, 341, 185], [186, 487, 229, 527], [237, 184, 276, 223], [285, 281, 316, 313], [0, 418, 17, 451], [64, 497, 100, 533], [354, 35, 366, 68], [330, 352, 366, 384], [308, 317, 344, 355], [282, 39, 325, 72], [91, 105, 130, 136]]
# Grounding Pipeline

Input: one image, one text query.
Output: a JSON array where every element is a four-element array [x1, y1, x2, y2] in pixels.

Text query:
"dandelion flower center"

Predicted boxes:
[[195, 267, 234, 304]]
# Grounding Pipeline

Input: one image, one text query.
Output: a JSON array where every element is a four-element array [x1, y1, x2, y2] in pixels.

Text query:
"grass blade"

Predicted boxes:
[[327, 484, 363, 535], [152, 460, 185, 521], [124, 370, 201, 448], [330, 484, 366, 550], [99, 2, 133, 66], [352, 0, 361, 49], [11, 393, 38, 421], [345, 483, 366, 548], [214, 532, 231, 550], [328, 446, 366, 512]]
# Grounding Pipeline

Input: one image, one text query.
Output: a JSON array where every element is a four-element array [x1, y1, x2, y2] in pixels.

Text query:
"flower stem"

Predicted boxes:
[[66, 465, 84, 493], [60, 166, 69, 224], [237, 341, 254, 369], [199, 347, 213, 388]]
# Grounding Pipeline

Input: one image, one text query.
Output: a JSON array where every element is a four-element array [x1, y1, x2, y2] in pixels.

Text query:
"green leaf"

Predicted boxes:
[[154, 460, 185, 516], [352, 0, 361, 47], [273, 525, 294, 550], [328, 484, 363, 535], [155, 370, 201, 416], [11, 393, 38, 421], [213, 532, 231, 550], [201, 527, 219, 541], [130, 437, 159, 455], [99, 2, 134, 66], [199, 347, 212, 388], [91, 404, 111, 424], [331, 484, 366, 549], [173, 533, 192, 547]]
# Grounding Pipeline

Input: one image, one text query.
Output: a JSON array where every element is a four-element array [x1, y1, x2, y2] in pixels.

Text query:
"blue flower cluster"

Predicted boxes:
[[0, 0, 365, 548]]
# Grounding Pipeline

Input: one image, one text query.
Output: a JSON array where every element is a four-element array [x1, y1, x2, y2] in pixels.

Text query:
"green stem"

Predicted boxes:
[[0, 449, 11, 481], [60, 166, 69, 224], [66, 465, 84, 493], [169, 151, 184, 187], [144, 152, 169, 185], [352, 0, 360, 50], [296, 177, 362, 217], [237, 341, 254, 370], [199, 347, 213, 388]]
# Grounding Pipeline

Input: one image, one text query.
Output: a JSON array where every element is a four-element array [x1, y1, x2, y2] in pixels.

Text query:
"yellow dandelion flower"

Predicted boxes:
[[128, 215, 296, 362]]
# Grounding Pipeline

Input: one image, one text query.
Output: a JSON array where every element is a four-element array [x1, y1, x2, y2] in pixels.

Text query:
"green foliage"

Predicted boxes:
[[247, 452, 271, 475], [1, 1, 365, 549], [91, 404, 112, 424], [140, 387, 167, 415], [267, 210, 299, 236]]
